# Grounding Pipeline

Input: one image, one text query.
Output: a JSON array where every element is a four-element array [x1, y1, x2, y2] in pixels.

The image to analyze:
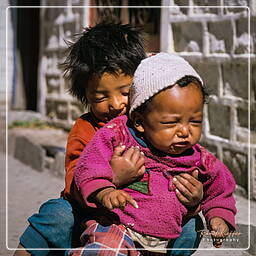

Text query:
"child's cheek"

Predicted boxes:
[[91, 103, 109, 120]]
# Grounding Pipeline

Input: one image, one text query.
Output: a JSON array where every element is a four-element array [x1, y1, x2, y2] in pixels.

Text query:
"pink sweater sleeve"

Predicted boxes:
[[74, 125, 117, 207], [200, 148, 237, 230]]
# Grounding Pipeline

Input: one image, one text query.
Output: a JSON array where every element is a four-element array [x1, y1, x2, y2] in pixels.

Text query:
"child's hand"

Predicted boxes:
[[173, 169, 203, 207], [210, 217, 229, 248], [96, 187, 138, 210], [110, 145, 145, 187]]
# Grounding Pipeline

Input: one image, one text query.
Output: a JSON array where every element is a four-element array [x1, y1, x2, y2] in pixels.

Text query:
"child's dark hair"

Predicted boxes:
[[134, 76, 208, 114], [62, 22, 146, 105]]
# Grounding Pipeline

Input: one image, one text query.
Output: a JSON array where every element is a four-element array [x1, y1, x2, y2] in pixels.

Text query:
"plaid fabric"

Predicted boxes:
[[68, 220, 140, 256]]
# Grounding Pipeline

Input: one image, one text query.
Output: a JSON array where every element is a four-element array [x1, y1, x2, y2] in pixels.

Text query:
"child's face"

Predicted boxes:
[[86, 72, 133, 122], [134, 82, 204, 155]]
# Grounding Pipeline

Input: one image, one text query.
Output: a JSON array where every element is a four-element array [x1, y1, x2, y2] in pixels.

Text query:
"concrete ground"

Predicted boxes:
[[0, 151, 254, 256], [0, 152, 64, 256]]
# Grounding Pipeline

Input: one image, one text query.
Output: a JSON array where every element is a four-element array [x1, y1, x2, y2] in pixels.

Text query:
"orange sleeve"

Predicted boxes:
[[62, 115, 98, 204]]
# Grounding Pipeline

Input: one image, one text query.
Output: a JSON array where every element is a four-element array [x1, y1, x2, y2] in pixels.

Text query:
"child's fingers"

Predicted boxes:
[[211, 228, 225, 248], [103, 197, 114, 210], [211, 231, 223, 248], [174, 173, 203, 205], [137, 166, 146, 176], [212, 225, 229, 238], [128, 198, 139, 209], [130, 146, 141, 163], [122, 192, 139, 209], [173, 176, 193, 199], [212, 239, 223, 248], [210, 218, 229, 236], [112, 144, 126, 157], [175, 188, 190, 205], [210, 218, 229, 248], [116, 194, 128, 209], [211, 225, 222, 238], [191, 169, 199, 180], [123, 146, 142, 163], [110, 195, 123, 209], [123, 147, 135, 159], [135, 153, 145, 170], [175, 173, 198, 189]]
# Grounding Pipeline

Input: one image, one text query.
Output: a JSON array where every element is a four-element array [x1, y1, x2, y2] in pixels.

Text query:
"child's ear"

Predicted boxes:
[[131, 112, 144, 133]]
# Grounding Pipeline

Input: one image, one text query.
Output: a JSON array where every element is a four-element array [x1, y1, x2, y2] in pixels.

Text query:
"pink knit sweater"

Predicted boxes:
[[75, 115, 236, 239]]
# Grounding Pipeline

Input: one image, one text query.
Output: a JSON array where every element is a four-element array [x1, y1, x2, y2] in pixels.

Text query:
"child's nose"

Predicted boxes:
[[177, 125, 189, 138], [109, 96, 125, 111]]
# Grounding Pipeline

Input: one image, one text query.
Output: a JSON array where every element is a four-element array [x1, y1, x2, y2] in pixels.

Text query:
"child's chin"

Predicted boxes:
[[107, 113, 125, 121], [168, 148, 188, 156], [106, 116, 116, 122]]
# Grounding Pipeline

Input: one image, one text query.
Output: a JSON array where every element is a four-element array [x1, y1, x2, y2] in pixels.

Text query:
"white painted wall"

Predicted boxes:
[[0, 1, 13, 104]]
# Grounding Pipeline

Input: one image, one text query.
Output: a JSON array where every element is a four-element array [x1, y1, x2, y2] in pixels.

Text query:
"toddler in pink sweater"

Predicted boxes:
[[72, 53, 237, 255]]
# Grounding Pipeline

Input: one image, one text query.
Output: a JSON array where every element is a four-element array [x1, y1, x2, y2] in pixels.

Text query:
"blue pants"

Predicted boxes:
[[20, 198, 85, 256], [167, 215, 203, 256], [20, 198, 203, 256]]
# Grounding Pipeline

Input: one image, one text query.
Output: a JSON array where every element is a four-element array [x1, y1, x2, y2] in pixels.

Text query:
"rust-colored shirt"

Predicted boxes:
[[62, 112, 104, 206]]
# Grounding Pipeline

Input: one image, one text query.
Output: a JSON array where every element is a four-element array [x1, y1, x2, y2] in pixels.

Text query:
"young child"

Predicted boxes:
[[70, 53, 237, 255], [14, 24, 203, 256]]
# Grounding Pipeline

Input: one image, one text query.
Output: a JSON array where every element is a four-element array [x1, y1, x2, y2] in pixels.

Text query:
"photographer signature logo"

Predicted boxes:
[[198, 230, 242, 243]]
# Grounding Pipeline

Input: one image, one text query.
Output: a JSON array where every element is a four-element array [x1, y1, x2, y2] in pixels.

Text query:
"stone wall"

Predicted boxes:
[[161, 0, 256, 199], [0, 1, 13, 103], [38, 0, 89, 128]]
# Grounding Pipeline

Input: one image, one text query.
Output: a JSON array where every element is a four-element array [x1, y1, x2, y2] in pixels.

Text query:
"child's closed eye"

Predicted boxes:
[[120, 88, 130, 97], [160, 121, 178, 125], [190, 120, 202, 124], [121, 92, 129, 96], [94, 96, 107, 103]]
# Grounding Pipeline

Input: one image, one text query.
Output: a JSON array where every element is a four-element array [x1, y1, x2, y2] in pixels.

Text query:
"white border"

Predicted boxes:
[[5, 5, 251, 252]]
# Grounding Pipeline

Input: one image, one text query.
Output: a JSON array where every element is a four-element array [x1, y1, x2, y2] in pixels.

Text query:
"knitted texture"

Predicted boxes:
[[129, 52, 203, 115], [75, 115, 237, 239]]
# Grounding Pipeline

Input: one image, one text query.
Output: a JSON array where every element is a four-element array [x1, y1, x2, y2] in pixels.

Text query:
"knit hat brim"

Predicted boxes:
[[129, 53, 203, 116]]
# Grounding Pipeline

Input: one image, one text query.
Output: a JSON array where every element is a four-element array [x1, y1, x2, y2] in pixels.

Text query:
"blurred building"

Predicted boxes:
[[5, 0, 256, 199]]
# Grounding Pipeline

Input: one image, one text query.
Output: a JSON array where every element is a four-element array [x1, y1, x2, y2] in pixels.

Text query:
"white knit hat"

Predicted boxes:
[[129, 52, 203, 115]]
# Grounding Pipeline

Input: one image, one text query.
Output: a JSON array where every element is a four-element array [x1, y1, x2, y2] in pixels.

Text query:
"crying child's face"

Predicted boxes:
[[134, 82, 204, 155]]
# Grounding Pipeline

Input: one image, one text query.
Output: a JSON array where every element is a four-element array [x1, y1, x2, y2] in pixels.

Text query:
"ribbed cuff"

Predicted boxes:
[[205, 208, 236, 230]]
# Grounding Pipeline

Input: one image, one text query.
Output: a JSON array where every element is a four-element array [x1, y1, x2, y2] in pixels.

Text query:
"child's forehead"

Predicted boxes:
[[150, 83, 204, 110], [88, 72, 133, 92], [156, 82, 203, 99]]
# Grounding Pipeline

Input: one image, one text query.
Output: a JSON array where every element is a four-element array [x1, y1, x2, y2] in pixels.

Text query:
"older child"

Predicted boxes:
[[71, 53, 237, 255], [14, 22, 146, 256], [14, 24, 203, 256]]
